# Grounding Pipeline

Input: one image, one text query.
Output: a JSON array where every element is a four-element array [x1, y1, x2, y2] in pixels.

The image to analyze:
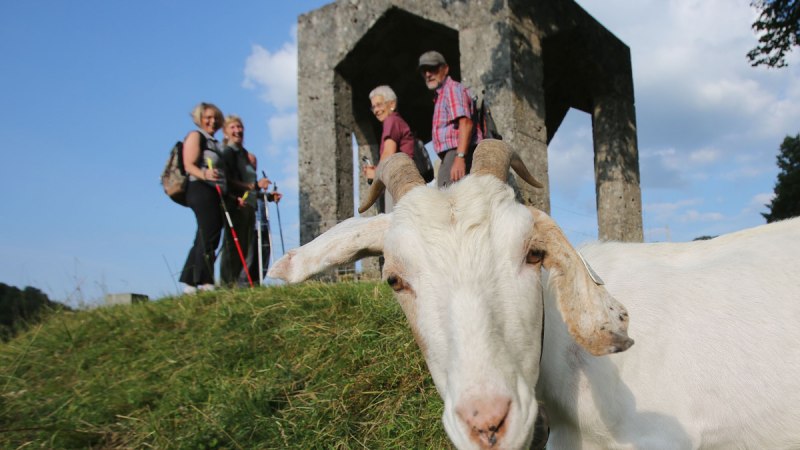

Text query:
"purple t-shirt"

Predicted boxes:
[[381, 112, 415, 158]]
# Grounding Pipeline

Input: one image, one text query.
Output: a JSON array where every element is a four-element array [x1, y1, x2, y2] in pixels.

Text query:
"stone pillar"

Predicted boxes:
[[333, 72, 355, 223], [508, 17, 550, 212], [331, 72, 358, 278], [592, 90, 643, 242], [352, 123, 382, 279], [460, 16, 550, 212], [298, 11, 337, 246]]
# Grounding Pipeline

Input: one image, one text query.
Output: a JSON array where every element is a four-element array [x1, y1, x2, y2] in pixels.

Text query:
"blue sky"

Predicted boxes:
[[1, 0, 797, 307]]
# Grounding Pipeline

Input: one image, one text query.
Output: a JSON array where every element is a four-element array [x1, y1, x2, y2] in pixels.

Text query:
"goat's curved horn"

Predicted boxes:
[[358, 178, 386, 214], [358, 154, 425, 214], [471, 139, 544, 188]]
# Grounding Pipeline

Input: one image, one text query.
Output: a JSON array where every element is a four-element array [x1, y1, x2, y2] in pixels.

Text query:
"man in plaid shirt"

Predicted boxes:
[[418, 51, 482, 188]]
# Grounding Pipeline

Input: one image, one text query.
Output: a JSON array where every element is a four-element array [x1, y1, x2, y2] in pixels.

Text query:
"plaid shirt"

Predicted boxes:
[[432, 76, 481, 154]]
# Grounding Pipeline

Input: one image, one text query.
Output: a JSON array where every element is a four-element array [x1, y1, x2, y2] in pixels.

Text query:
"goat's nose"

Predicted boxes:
[[456, 395, 511, 448]]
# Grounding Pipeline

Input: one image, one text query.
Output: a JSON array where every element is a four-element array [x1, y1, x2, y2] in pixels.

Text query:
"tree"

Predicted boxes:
[[747, 0, 800, 68], [0, 282, 67, 340], [763, 134, 800, 222]]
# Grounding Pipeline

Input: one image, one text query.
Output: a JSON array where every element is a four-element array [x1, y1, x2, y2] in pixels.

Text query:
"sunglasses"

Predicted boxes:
[[419, 65, 442, 75]]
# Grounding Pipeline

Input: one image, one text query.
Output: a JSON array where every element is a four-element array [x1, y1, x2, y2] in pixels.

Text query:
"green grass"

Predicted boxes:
[[0, 282, 452, 449]]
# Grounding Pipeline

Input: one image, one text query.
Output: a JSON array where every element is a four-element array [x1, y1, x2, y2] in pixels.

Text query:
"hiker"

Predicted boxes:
[[179, 102, 227, 294], [418, 50, 482, 187], [219, 115, 282, 287], [362, 85, 416, 211]]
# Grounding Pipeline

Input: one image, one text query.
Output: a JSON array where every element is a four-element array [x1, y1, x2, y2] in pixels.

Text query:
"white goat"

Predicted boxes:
[[269, 140, 800, 449]]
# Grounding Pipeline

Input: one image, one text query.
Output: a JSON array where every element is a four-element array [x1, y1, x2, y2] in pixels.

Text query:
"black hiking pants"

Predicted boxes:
[[180, 181, 223, 287]]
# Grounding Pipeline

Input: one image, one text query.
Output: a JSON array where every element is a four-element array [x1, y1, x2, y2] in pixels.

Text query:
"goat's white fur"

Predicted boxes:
[[269, 173, 800, 449], [540, 220, 800, 449]]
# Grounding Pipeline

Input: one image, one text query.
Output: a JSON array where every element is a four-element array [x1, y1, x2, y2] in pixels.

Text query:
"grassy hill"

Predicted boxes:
[[0, 282, 451, 449]]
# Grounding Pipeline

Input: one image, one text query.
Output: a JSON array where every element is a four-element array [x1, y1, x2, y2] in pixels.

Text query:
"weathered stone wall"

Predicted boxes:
[[297, 0, 643, 278]]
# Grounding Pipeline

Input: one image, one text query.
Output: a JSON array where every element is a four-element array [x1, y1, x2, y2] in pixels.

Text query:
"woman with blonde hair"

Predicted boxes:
[[219, 115, 281, 286], [179, 102, 227, 294]]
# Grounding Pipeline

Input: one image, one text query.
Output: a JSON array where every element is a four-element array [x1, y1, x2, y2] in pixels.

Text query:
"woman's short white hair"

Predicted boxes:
[[369, 85, 397, 104]]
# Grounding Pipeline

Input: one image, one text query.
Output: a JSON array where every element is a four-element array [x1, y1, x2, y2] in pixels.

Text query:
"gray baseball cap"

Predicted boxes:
[[418, 51, 447, 68]]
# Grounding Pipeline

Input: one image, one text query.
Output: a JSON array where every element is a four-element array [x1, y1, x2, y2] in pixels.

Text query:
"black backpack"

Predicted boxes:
[[412, 137, 435, 183], [160, 132, 207, 206], [473, 92, 503, 140]]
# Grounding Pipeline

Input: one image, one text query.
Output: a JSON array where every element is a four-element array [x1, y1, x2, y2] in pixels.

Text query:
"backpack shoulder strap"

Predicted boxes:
[[193, 130, 225, 159], [194, 130, 207, 152]]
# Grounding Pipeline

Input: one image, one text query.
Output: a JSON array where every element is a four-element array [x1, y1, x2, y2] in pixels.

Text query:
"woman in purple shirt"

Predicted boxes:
[[363, 85, 416, 183]]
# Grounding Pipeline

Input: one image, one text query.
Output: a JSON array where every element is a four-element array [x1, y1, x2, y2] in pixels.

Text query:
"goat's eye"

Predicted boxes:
[[386, 275, 407, 292], [526, 249, 545, 265]]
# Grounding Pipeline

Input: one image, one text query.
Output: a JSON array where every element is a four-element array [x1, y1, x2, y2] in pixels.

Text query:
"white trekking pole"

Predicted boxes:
[[262, 170, 283, 256], [273, 182, 285, 256], [260, 174, 273, 283], [256, 192, 264, 286]]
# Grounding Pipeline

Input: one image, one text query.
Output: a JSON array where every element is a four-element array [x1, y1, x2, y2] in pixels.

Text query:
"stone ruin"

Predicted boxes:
[[296, 0, 643, 275]]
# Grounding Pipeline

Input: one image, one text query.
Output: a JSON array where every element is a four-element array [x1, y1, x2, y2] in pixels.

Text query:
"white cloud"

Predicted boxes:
[[696, 78, 768, 114], [566, 0, 799, 242], [651, 148, 680, 169], [243, 28, 301, 225], [688, 147, 722, 165], [678, 209, 725, 223], [268, 113, 298, 143], [280, 173, 299, 196], [588, 0, 755, 83], [644, 198, 702, 221], [547, 112, 595, 200], [639, 147, 688, 189], [578, 0, 800, 151], [743, 192, 773, 215], [758, 92, 800, 137], [260, 146, 298, 195], [720, 164, 772, 181], [752, 192, 774, 205], [243, 27, 298, 110]]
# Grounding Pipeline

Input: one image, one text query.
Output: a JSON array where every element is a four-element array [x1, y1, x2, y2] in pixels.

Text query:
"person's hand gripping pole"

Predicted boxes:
[[263, 170, 285, 255]]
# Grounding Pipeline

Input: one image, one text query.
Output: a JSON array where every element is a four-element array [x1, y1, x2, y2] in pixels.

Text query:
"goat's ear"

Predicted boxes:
[[528, 208, 634, 356], [267, 214, 390, 283]]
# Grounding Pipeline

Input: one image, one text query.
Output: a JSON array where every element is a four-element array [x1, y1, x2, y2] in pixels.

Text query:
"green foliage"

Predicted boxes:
[[0, 282, 68, 341], [748, 0, 800, 68], [763, 134, 800, 222], [0, 282, 451, 449]]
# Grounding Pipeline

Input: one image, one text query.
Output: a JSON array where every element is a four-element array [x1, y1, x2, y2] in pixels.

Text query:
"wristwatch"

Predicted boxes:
[[456, 152, 465, 158]]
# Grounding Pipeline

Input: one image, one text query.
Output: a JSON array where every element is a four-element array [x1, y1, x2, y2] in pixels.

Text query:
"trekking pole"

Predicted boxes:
[[264, 170, 285, 255], [243, 189, 264, 286], [256, 193, 264, 286], [209, 158, 254, 288], [260, 178, 273, 283], [274, 183, 285, 255], [261, 170, 286, 255]]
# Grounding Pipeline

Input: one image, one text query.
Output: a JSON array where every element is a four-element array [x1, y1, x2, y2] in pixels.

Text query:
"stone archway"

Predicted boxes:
[[297, 0, 644, 274], [336, 7, 460, 149]]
